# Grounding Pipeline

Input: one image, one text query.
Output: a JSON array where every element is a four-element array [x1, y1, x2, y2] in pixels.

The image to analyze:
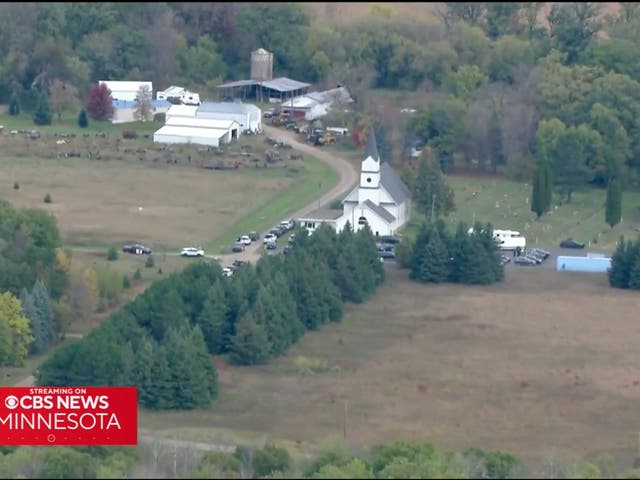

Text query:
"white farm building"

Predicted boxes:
[[156, 85, 201, 105], [197, 102, 262, 133], [98, 81, 153, 102], [153, 105, 241, 147], [298, 129, 412, 237]]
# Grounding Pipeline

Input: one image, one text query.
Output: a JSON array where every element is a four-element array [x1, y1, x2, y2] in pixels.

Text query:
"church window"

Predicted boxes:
[[366, 177, 372, 183], [358, 216, 367, 226]]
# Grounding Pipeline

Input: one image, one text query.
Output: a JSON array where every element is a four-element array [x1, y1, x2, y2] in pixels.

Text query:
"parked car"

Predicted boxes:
[[237, 235, 252, 246], [288, 234, 296, 244], [514, 256, 537, 266], [264, 233, 278, 244], [266, 242, 278, 250], [232, 260, 248, 269], [263, 108, 279, 118], [529, 247, 551, 259], [222, 267, 234, 277], [122, 244, 151, 255], [379, 250, 395, 260], [524, 249, 544, 263], [248, 231, 260, 241], [379, 235, 401, 245], [560, 238, 585, 249], [280, 219, 295, 230], [283, 245, 293, 255], [232, 243, 245, 253], [500, 254, 511, 266], [181, 247, 204, 257]]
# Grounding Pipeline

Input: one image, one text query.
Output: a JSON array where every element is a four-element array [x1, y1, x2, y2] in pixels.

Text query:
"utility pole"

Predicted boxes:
[[343, 400, 349, 440]]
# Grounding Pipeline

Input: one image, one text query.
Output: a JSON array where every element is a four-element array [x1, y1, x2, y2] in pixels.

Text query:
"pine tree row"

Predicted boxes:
[[37, 223, 385, 410], [401, 220, 504, 285]]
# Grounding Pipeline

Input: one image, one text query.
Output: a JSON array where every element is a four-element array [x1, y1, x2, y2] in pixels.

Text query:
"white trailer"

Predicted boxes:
[[468, 227, 526, 251]]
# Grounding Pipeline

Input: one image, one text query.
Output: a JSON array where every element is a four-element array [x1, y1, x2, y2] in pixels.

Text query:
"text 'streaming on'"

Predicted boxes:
[[0, 387, 137, 446]]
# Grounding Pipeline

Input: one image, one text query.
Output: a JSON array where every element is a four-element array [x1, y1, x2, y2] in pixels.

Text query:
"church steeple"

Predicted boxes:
[[365, 127, 379, 162], [360, 127, 381, 192]]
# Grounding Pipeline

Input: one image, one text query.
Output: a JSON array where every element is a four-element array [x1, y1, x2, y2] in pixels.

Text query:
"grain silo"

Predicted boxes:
[[250, 48, 274, 82]]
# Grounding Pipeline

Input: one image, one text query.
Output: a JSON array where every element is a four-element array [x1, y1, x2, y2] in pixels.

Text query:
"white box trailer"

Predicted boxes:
[[468, 227, 526, 251]]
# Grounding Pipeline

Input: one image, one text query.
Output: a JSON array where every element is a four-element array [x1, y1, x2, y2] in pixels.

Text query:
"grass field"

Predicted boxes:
[[0, 113, 339, 254], [405, 175, 640, 253], [138, 265, 640, 473]]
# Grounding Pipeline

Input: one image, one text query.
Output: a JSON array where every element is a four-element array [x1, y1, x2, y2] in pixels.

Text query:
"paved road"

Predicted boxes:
[[214, 125, 358, 266]]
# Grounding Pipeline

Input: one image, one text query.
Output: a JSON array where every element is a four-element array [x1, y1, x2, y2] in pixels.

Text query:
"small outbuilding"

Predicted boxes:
[[197, 102, 262, 133], [99, 81, 153, 102], [556, 254, 612, 273]]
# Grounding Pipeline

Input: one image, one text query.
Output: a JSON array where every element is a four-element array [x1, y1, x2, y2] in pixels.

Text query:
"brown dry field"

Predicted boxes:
[[141, 265, 640, 471], [0, 156, 293, 250]]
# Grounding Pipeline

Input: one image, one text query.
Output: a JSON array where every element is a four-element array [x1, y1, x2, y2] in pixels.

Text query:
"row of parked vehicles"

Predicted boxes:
[[376, 235, 401, 261], [513, 247, 551, 266]]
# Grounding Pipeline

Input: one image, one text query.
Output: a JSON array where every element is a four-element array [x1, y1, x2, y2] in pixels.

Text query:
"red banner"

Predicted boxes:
[[0, 387, 137, 446]]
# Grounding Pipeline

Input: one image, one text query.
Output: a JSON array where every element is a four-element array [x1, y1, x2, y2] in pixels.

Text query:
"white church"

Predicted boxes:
[[298, 128, 412, 237]]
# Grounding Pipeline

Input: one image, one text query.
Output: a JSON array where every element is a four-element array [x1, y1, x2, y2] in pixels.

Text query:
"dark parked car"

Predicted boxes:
[[500, 254, 511, 266], [232, 243, 245, 253], [379, 235, 401, 245], [529, 247, 551, 259], [232, 259, 247, 268], [248, 231, 260, 241], [514, 256, 537, 266], [266, 242, 278, 250], [560, 238, 585, 249], [122, 244, 151, 255]]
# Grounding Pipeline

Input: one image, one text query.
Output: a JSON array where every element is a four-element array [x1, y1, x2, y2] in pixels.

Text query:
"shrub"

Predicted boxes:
[[122, 275, 131, 289], [33, 93, 52, 125], [145, 255, 155, 268], [153, 112, 166, 123], [43, 193, 52, 203], [251, 443, 292, 478], [133, 268, 142, 281], [107, 246, 118, 261], [122, 130, 138, 139], [78, 109, 88, 128], [13, 182, 19, 190]]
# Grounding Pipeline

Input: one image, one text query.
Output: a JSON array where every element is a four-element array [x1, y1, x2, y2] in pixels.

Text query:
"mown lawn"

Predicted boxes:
[[405, 175, 640, 252]]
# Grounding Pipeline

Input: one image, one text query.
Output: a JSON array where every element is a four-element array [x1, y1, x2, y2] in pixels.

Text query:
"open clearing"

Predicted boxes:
[[0, 156, 295, 250], [140, 265, 640, 470]]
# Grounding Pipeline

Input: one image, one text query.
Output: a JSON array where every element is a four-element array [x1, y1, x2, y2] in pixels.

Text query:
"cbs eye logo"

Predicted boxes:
[[4, 395, 19, 409]]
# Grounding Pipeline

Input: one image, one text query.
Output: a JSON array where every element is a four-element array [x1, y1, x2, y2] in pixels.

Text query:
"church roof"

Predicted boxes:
[[365, 127, 379, 161], [380, 162, 412, 204], [362, 200, 396, 223]]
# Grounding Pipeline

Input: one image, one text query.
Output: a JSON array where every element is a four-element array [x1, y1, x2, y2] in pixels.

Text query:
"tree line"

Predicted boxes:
[[0, 200, 146, 368], [397, 220, 504, 286], [37, 224, 385, 410], [0, 445, 137, 478]]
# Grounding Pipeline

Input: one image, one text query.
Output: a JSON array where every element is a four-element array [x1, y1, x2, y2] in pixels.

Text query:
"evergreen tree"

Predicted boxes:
[[413, 152, 455, 221], [165, 324, 215, 409], [415, 229, 450, 283], [285, 252, 323, 330], [33, 92, 52, 125], [270, 273, 305, 346], [9, 94, 20, 116], [77, 109, 88, 128], [605, 177, 623, 228], [487, 108, 506, 174], [229, 313, 272, 365], [30, 279, 55, 353], [608, 236, 633, 288], [466, 223, 499, 285], [151, 344, 174, 410], [132, 338, 157, 408], [197, 283, 229, 354], [628, 254, 640, 290], [189, 325, 218, 400], [531, 163, 547, 219], [410, 223, 433, 281]]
